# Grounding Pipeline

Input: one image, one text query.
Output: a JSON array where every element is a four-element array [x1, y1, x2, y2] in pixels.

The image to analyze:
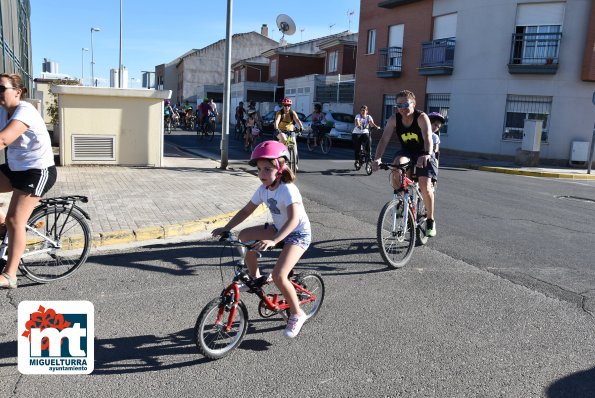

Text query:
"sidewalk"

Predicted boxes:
[[439, 152, 595, 180], [0, 155, 266, 248], [0, 149, 592, 250]]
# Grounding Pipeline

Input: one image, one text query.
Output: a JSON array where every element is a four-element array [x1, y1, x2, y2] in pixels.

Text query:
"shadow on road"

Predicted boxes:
[[546, 366, 595, 397]]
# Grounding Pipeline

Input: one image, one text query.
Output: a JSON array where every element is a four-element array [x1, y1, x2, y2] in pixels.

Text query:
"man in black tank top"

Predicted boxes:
[[372, 90, 439, 237]]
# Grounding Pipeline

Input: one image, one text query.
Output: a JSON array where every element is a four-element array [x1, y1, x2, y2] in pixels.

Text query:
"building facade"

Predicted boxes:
[[356, 0, 595, 164], [0, 0, 32, 89], [155, 30, 278, 106]]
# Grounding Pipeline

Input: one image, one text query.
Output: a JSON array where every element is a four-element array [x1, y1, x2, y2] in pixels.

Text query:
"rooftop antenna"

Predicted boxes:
[[300, 28, 305, 41], [276, 14, 296, 46], [347, 10, 355, 32], [329, 23, 336, 35]]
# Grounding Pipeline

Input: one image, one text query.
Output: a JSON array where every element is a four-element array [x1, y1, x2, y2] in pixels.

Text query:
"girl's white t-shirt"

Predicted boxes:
[[0, 101, 54, 171], [250, 182, 311, 233], [355, 114, 373, 133]]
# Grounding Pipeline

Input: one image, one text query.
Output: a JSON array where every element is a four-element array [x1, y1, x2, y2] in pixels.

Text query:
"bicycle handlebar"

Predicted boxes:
[[217, 231, 284, 250], [379, 161, 414, 171]]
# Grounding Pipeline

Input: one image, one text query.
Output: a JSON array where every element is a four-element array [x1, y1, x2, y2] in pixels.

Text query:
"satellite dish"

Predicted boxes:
[[276, 14, 296, 40]]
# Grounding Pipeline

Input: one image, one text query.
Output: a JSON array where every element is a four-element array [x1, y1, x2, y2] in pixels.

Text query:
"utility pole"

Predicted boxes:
[[220, 0, 232, 169]]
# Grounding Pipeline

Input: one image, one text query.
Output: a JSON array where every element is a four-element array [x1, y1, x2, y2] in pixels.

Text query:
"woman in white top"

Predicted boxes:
[[0, 73, 57, 289], [353, 105, 380, 168]]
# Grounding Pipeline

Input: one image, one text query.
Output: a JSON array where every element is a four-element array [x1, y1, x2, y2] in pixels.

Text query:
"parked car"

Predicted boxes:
[[261, 110, 307, 135], [322, 112, 356, 141]]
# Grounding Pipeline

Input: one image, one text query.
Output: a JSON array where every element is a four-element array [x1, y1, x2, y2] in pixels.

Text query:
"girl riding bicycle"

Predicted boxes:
[[212, 140, 312, 338]]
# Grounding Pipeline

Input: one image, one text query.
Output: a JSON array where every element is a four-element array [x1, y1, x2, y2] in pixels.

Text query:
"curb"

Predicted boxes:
[[92, 204, 267, 249], [476, 166, 595, 180]]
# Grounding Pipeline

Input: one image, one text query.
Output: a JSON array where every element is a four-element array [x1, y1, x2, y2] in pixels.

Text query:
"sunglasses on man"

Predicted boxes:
[[0, 85, 16, 93], [395, 102, 412, 109]]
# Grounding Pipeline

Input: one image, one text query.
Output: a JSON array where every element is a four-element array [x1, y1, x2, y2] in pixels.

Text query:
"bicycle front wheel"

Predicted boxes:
[[20, 206, 91, 283], [320, 135, 331, 154], [293, 271, 325, 319], [377, 199, 415, 269], [194, 297, 248, 360], [288, 144, 297, 174]]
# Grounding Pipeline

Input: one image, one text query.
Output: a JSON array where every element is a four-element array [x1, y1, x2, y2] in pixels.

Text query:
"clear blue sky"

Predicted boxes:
[[31, 0, 361, 87]]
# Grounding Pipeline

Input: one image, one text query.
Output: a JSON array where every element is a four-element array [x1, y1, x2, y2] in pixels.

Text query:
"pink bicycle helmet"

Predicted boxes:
[[249, 140, 289, 166], [281, 97, 292, 106]]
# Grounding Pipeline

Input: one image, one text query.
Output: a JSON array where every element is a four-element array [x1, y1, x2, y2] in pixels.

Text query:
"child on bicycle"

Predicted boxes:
[[212, 140, 311, 338], [243, 110, 260, 150]]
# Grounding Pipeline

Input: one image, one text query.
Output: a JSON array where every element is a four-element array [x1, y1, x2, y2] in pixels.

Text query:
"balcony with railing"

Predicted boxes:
[[508, 32, 562, 74], [377, 47, 403, 78], [418, 38, 455, 76]]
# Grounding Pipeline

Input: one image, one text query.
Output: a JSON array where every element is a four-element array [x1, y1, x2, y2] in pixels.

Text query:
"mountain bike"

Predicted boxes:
[[377, 162, 429, 269], [306, 125, 331, 154], [194, 232, 324, 360], [0, 195, 92, 283]]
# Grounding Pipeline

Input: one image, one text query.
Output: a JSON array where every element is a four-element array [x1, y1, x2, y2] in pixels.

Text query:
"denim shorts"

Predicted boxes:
[[267, 223, 311, 250]]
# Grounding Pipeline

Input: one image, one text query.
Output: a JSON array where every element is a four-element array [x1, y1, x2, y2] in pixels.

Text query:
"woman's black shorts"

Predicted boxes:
[[0, 164, 57, 197]]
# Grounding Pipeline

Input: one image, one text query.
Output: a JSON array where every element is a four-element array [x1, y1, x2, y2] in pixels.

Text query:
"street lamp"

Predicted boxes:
[[90, 27, 101, 87], [81, 48, 89, 85]]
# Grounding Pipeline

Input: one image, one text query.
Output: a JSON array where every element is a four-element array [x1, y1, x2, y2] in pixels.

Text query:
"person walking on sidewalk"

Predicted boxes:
[[0, 73, 57, 289], [372, 89, 438, 237], [212, 140, 312, 338]]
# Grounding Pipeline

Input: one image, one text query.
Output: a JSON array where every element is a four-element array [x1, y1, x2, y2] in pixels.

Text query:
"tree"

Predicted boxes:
[[46, 79, 81, 126]]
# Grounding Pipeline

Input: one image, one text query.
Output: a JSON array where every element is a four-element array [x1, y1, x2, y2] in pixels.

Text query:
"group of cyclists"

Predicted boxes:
[[164, 98, 218, 132], [213, 89, 446, 339]]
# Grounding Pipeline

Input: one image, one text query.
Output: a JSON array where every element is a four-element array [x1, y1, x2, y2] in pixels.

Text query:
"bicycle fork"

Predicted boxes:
[[390, 191, 415, 241]]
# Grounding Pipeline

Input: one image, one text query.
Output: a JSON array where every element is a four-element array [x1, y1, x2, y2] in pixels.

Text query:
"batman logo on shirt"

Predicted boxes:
[[400, 132, 420, 144]]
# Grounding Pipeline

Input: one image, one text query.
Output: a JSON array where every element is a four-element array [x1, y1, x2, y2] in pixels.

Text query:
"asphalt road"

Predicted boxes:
[[168, 130, 595, 313], [1, 202, 594, 397], [1, 130, 593, 397]]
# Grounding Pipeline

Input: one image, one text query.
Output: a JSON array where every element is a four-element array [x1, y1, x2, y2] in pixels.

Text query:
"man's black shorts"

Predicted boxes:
[[0, 164, 57, 197], [392, 150, 438, 180]]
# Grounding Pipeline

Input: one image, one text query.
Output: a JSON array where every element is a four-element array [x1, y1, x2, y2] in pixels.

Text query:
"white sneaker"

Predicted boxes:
[[283, 311, 307, 338]]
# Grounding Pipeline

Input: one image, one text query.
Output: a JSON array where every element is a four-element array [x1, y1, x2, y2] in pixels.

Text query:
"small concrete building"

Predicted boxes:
[[155, 29, 278, 106]]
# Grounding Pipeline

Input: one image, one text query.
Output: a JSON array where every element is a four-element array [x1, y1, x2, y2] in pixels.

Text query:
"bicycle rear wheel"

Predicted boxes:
[[320, 135, 331, 154], [377, 199, 415, 269], [416, 195, 429, 246], [20, 206, 91, 283], [194, 296, 248, 360], [293, 271, 325, 319]]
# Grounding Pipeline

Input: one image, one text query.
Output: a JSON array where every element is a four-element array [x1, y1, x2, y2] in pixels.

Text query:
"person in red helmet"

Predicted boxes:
[[212, 140, 312, 338], [273, 97, 304, 145]]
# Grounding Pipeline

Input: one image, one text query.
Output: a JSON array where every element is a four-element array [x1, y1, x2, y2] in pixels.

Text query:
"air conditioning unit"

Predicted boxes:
[[569, 141, 589, 166]]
